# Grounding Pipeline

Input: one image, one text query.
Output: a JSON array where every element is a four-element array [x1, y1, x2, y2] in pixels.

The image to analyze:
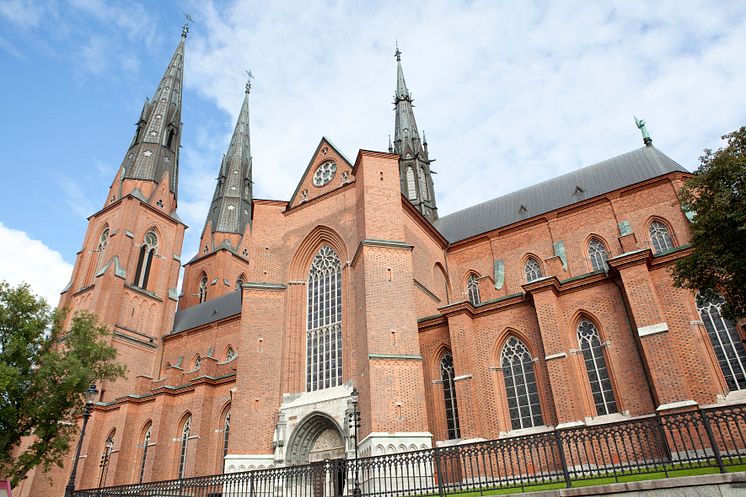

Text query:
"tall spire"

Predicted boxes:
[[392, 45, 438, 221], [206, 76, 254, 235], [119, 27, 187, 199]]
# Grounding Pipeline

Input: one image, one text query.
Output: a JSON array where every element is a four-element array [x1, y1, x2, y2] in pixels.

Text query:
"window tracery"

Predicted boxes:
[[577, 319, 617, 415], [588, 238, 609, 272], [524, 257, 543, 282], [440, 351, 461, 439], [134, 231, 158, 289], [649, 221, 674, 254], [501, 337, 543, 430], [697, 294, 746, 391], [467, 274, 480, 306]]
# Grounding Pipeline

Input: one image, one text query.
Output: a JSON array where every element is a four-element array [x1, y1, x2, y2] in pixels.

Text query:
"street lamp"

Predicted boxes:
[[64, 384, 98, 497], [347, 387, 362, 497]]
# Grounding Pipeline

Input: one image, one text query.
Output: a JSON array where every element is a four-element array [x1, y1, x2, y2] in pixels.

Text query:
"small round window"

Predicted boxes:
[[312, 161, 337, 187]]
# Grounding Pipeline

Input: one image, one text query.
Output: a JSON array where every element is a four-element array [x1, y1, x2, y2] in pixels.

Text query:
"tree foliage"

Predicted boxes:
[[673, 127, 746, 319], [0, 282, 126, 486]]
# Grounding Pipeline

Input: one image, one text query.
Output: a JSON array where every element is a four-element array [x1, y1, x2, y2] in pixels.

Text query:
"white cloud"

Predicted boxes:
[[0, 222, 73, 307], [176, 0, 746, 226], [0, 0, 42, 28]]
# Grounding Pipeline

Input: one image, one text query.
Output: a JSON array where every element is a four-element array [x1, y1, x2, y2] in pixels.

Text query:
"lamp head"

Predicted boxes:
[[84, 384, 98, 405]]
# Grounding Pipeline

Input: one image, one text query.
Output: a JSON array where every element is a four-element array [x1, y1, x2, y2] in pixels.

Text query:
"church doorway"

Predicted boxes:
[[286, 413, 347, 496]]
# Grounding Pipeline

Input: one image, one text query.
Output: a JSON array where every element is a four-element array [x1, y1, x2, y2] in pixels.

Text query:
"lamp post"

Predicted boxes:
[[64, 384, 98, 497], [347, 387, 362, 497]]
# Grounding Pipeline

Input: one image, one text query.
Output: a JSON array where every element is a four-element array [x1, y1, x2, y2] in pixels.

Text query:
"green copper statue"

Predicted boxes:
[[634, 116, 652, 145]]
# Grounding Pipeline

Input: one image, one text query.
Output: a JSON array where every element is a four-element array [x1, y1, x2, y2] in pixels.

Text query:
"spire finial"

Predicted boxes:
[[634, 116, 653, 146], [395, 40, 401, 62], [182, 12, 193, 38], [245, 70, 254, 94], [388, 135, 393, 153]]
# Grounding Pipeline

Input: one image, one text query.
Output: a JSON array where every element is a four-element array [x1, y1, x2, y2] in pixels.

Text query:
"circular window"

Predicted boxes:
[[312, 161, 337, 187]]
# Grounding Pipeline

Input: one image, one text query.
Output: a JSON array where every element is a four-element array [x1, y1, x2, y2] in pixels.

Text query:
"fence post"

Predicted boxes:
[[699, 408, 726, 473], [553, 429, 571, 488], [433, 447, 446, 497]]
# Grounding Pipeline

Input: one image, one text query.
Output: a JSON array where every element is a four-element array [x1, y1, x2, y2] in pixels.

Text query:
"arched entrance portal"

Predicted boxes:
[[286, 413, 346, 464], [286, 413, 347, 496]]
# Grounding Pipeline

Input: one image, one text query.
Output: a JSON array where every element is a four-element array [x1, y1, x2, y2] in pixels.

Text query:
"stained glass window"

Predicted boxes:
[[697, 294, 746, 391], [306, 246, 342, 391], [440, 352, 461, 439], [577, 319, 617, 415], [501, 337, 543, 430]]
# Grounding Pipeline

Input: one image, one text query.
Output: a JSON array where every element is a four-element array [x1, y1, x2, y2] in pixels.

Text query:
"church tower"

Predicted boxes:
[[58, 27, 188, 401], [392, 46, 438, 221], [179, 79, 254, 309]]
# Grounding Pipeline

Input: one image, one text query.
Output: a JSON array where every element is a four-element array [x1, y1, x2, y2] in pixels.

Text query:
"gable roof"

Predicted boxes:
[[171, 290, 242, 334], [287, 136, 354, 209], [434, 146, 689, 243]]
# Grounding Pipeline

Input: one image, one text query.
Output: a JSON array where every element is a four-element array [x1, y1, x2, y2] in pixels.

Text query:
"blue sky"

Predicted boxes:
[[1, 0, 745, 304]]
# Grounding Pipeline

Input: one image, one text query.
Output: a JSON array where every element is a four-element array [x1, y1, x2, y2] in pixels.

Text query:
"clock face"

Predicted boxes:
[[312, 161, 337, 187]]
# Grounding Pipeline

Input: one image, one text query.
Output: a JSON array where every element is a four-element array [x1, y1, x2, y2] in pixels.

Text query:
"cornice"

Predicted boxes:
[[350, 239, 414, 267]]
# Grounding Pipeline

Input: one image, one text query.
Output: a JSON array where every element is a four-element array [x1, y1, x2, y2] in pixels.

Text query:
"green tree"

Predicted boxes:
[[0, 281, 125, 486], [673, 127, 746, 319]]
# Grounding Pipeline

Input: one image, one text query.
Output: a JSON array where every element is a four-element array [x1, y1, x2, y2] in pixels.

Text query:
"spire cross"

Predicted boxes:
[[394, 40, 401, 62], [182, 12, 193, 37], [245, 70, 254, 93]]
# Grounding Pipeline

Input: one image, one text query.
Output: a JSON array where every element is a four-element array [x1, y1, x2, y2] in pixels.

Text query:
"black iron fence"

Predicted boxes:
[[73, 403, 746, 497]]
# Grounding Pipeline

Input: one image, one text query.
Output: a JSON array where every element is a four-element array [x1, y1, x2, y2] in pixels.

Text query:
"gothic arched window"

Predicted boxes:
[[306, 245, 343, 392], [192, 355, 201, 370], [225, 346, 236, 362], [134, 231, 158, 289], [178, 416, 191, 479], [524, 257, 543, 282], [440, 351, 461, 439], [406, 166, 417, 200], [697, 294, 746, 391], [649, 220, 674, 254], [138, 423, 152, 483], [588, 238, 609, 272], [577, 319, 618, 415], [466, 274, 480, 306], [96, 227, 109, 272], [198, 275, 208, 303], [501, 337, 543, 430], [418, 167, 429, 201], [98, 430, 115, 488], [235, 275, 245, 291], [222, 409, 231, 472]]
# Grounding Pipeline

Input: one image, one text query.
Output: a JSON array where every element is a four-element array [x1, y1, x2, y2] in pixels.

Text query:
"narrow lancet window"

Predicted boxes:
[[501, 337, 543, 430], [198, 275, 208, 303], [178, 416, 191, 479], [440, 351, 461, 439], [467, 274, 480, 306], [138, 424, 152, 483], [697, 294, 746, 391], [222, 410, 231, 472], [418, 167, 429, 201], [406, 166, 416, 200], [649, 221, 674, 254], [577, 319, 617, 415], [98, 431, 115, 488], [588, 238, 609, 272], [134, 231, 158, 289], [306, 245, 343, 392]]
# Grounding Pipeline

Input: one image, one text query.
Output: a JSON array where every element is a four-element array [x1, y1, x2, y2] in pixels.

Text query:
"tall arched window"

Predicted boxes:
[[138, 424, 152, 483], [198, 274, 208, 303], [406, 166, 417, 200], [440, 351, 461, 439], [466, 274, 480, 306], [95, 227, 109, 272], [221, 409, 231, 472], [306, 245, 343, 392], [697, 294, 746, 391], [418, 167, 429, 201], [577, 319, 618, 415], [225, 346, 236, 362], [649, 221, 674, 254], [524, 257, 543, 282], [134, 231, 158, 289], [501, 337, 543, 430], [98, 430, 115, 488], [178, 416, 191, 479], [588, 238, 609, 272]]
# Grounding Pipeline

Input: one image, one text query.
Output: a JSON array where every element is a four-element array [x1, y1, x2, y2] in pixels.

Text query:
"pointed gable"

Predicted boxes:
[[287, 137, 354, 209]]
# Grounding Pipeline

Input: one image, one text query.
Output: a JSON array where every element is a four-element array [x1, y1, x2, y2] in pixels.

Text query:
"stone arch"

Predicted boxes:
[[285, 412, 346, 465], [288, 225, 348, 281], [432, 262, 450, 303]]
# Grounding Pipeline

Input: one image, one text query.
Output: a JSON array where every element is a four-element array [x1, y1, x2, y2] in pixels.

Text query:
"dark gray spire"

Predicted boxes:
[[120, 28, 186, 199], [206, 81, 253, 235], [392, 47, 438, 221]]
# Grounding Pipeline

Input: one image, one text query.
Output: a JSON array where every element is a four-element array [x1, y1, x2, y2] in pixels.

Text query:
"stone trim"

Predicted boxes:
[[545, 352, 568, 361], [113, 331, 158, 349], [656, 399, 698, 411], [351, 239, 414, 267], [368, 353, 422, 361], [638, 322, 668, 337], [453, 374, 473, 382], [414, 279, 441, 303], [242, 282, 287, 290]]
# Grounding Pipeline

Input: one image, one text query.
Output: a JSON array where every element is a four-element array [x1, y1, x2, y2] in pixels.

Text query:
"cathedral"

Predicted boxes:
[[16, 25, 746, 497]]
